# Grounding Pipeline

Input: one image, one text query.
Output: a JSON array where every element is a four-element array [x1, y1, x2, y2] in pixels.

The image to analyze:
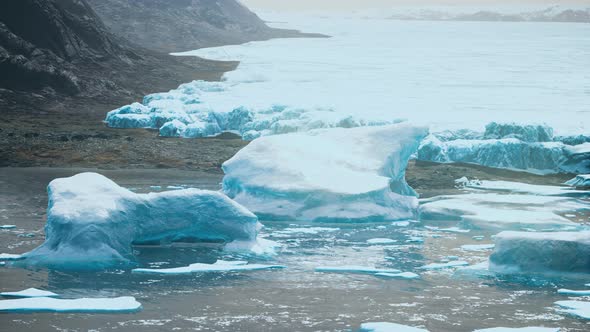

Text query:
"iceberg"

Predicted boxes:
[[473, 328, 560, 332], [417, 135, 588, 174], [489, 231, 590, 274], [359, 322, 429, 332], [21, 173, 262, 269], [565, 174, 590, 188], [557, 289, 590, 296], [0, 296, 141, 313], [0, 288, 58, 298], [222, 123, 428, 222], [555, 300, 590, 320], [0, 225, 16, 229], [132, 260, 285, 275], [315, 266, 401, 275], [464, 179, 589, 197]]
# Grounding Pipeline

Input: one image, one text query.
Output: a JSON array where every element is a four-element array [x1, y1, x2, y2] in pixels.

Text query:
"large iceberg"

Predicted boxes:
[[222, 123, 429, 222], [21, 173, 262, 269], [489, 231, 590, 274]]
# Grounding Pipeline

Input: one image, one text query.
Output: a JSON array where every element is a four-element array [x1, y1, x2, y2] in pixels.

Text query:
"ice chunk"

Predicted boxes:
[[0, 288, 58, 298], [419, 260, 469, 270], [0, 225, 16, 229], [565, 175, 590, 188], [0, 253, 23, 261], [555, 300, 590, 320], [489, 231, 590, 274], [159, 120, 187, 137], [483, 122, 554, 142], [425, 226, 470, 233], [367, 238, 397, 245], [557, 289, 590, 296], [222, 124, 428, 222], [360, 322, 429, 332], [460, 244, 495, 252], [473, 328, 560, 332], [375, 272, 420, 279], [105, 103, 153, 128], [132, 260, 285, 275], [315, 266, 401, 275], [417, 136, 588, 174], [21, 173, 261, 269], [0, 296, 141, 313], [420, 193, 583, 230]]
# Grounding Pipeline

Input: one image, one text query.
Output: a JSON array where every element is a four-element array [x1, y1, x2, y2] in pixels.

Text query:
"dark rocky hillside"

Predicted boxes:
[[86, 0, 325, 53], [0, 0, 235, 103]]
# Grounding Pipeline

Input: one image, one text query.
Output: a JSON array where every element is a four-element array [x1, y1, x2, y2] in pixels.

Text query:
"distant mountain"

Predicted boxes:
[[0, 0, 233, 100], [387, 6, 590, 23], [86, 0, 326, 53]]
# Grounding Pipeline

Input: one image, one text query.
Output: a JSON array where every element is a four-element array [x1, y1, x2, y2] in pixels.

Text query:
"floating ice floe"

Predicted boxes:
[[557, 289, 590, 296], [132, 260, 285, 275], [0, 288, 59, 298], [473, 327, 560, 332], [0, 225, 16, 229], [222, 123, 428, 222], [419, 193, 584, 230], [367, 238, 397, 245], [555, 300, 590, 320], [460, 244, 495, 252], [419, 260, 469, 270], [375, 272, 420, 280], [464, 179, 589, 197], [21, 173, 265, 269], [0, 296, 141, 313], [490, 231, 590, 274], [359, 321, 429, 332], [565, 174, 590, 188], [0, 253, 23, 261], [424, 226, 470, 233], [315, 266, 401, 275]]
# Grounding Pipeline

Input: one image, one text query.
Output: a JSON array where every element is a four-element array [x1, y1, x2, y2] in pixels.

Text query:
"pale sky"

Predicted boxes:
[[241, 0, 589, 11]]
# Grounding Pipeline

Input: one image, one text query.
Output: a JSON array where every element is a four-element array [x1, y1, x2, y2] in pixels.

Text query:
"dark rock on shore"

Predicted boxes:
[[87, 0, 327, 53], [0, 0, 235, 101]]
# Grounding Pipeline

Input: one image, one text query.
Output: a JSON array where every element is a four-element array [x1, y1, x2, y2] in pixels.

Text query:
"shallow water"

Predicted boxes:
[[1, 168, 589, 331]]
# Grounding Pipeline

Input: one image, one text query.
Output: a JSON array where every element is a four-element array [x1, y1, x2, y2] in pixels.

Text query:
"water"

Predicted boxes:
[[176, 15, 590, 135], [1, 168, 590, 331]]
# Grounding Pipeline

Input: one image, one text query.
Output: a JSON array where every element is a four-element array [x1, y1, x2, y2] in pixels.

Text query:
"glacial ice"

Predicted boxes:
[[473, 328, 560, 332], [483, 122, 554, 142], [359, 322, 429, 332], [0, 288, 59, 298], [419, 193, 584, 230], [489, 231, 590, 274], [555, 300, 590, 320], [565, 174, 590, 188], [222, 123, 428, 222], [21, 172, 263, 269], [0, 296, 141, 313], [419, 260, 469, 270], [557, 289, 590, 296], [132, 260, 285, 275], [315, 266, 402, 275]]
